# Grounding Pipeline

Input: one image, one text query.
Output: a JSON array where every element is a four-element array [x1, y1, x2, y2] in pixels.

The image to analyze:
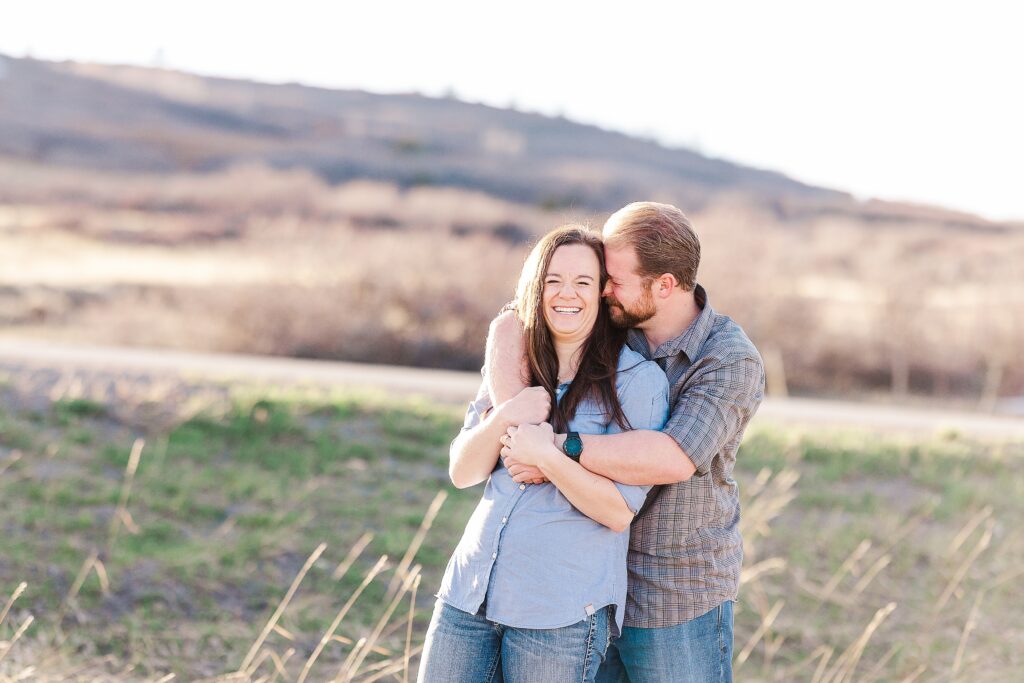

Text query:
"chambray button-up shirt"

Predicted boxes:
[[437, 346, 669, 635]]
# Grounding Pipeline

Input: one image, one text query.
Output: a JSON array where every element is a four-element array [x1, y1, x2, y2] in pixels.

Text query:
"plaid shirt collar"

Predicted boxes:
[[628, 284, 713, 364]]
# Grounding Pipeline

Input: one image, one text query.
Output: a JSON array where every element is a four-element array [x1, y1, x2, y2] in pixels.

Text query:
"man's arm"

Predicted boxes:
[[509, 353, 765, 486], [506, 430, 695, 485], [486, 309, 530, 404], [577, 430, 695, 485], [485, 309, 548, 484], [503, 423, 635, 532]]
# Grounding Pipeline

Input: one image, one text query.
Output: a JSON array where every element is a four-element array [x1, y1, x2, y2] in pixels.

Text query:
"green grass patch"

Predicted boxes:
[[2, 387, 1021, 681], [53, 397, 108, 421]]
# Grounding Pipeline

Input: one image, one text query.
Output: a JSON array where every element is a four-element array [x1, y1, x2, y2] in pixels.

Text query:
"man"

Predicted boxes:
[[488, 201, 765, 682]]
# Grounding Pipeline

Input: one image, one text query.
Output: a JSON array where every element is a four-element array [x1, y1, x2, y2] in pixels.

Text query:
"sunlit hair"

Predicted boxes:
[[514, 225, 629, 432], [603, 201, 700, 291]]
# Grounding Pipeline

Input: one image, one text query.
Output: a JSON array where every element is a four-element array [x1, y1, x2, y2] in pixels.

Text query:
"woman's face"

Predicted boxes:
[[541, 243, 602, 344]]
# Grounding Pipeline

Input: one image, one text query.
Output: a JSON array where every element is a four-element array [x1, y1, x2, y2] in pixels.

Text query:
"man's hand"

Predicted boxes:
[[500, 423, 557, 467], [486, 310, 530, 405], [496, 386, 551, 428]]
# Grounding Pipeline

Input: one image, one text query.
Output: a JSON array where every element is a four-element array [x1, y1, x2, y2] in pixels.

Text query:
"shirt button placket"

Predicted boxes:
[[491, 482, 524, 562]]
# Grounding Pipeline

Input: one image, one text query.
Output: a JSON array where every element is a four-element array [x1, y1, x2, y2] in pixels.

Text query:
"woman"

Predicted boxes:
[[418, 226, 669, 683]]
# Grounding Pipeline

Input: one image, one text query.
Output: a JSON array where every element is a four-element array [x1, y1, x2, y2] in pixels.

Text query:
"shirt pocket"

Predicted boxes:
[[629, 513, 703, 556], [567, 406, 608, 433]]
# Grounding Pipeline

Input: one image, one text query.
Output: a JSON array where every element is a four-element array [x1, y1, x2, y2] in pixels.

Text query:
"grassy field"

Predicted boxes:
[[1, 372, 1021, 681]]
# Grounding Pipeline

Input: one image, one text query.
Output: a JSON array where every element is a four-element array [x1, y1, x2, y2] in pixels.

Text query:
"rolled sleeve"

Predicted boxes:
[[461, 379, 492, 432], [613, 481, 651, 515], [663, 354, 764, 476]]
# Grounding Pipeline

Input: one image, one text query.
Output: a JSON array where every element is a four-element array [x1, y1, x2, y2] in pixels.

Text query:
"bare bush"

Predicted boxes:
[[2, 160, 1022, 401]]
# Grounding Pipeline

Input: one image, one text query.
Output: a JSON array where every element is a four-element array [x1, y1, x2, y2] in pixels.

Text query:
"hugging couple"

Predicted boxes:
[[418, 202, 765, 683]]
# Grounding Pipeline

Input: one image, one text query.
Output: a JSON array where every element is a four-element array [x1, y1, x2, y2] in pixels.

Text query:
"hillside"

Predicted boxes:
[[0, 54, 856, 210], [0, 54, 1021, 402]]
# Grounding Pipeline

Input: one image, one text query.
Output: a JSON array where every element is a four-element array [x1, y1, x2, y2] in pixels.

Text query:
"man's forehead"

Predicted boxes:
[[603, 244, 640, 276], [604, 243, 636, 262]]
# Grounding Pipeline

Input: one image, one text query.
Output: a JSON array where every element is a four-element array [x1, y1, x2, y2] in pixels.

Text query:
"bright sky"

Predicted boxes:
[[4, 1, 1022, 221]]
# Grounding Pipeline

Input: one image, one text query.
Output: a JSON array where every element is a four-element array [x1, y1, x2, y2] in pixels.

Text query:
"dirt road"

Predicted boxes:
[[2, 338, 1022, 439]]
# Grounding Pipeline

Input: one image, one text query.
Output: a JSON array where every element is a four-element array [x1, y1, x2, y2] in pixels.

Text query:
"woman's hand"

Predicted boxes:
[[496, 386, 551, 428], [501, 422, 558, 467]]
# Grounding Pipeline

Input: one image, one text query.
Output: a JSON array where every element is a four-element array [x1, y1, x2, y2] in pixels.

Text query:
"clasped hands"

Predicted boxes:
[[495, 386, 564, 485], [499, 422, 558, 484]]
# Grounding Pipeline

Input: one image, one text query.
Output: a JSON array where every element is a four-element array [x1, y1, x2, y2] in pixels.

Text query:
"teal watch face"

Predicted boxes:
[[564, 432, 583, 459]]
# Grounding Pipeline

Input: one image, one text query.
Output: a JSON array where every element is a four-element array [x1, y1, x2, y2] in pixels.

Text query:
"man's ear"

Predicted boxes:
[[656, 273, 679, 298]]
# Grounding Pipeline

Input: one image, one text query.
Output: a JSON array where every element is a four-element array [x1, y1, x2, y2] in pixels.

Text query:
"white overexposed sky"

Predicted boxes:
[[3, 1, 1022, 220]]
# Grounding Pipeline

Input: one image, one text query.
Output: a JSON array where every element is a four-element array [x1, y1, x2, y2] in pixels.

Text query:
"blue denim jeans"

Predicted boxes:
[[596, 601, 734, 683], [417, 599, 612, 683]]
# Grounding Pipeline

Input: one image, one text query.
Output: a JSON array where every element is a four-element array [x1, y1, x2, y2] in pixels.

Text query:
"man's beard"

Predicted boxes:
[[605, 286, 656, 329]]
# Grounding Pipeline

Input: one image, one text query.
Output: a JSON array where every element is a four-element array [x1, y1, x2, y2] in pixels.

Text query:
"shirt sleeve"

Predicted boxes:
[[610, 361, 670, 514], [662, 353, 765, 476], [461, 378, 493, 432]]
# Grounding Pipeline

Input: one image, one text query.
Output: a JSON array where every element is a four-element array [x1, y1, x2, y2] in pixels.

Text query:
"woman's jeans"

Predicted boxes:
[[417, 599, 611, 683]]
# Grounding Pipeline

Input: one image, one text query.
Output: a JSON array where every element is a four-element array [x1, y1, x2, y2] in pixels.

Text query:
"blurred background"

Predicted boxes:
[[1, 1, 1021, 408], [1, 2, 1023, 681]]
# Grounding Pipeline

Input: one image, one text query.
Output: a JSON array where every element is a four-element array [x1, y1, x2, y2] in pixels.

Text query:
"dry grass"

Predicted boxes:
[[6, 454, 1014, 682], [1, 369, 1022, 680], [1, 471, 434, 682]]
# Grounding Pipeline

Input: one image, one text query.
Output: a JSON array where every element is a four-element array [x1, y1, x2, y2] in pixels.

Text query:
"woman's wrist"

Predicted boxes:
[[535, 440, 568, 474]]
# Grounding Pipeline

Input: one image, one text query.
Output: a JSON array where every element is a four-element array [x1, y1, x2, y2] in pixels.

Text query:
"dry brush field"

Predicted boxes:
[[1, 157, 1023, 403]]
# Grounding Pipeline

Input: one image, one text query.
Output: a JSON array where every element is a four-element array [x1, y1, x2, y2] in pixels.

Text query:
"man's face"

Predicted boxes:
[[603, 245, 656, 329]]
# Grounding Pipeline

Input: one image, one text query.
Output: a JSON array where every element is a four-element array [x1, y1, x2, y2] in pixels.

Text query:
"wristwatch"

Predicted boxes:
[[562, 431, 583, 462]]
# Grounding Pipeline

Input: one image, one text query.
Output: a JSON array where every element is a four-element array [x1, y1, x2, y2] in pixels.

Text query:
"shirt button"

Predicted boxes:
[[501, 517, 508, 524], [492, 552, 497, 559], [519, 484, 526, 490]]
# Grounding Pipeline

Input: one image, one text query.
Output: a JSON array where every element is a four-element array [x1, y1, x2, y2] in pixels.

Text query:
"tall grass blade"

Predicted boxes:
[[238, 542, 327, 674]]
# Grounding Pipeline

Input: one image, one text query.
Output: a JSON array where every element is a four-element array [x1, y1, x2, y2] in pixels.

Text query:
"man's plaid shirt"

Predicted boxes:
[[622, 284, 765, 628]]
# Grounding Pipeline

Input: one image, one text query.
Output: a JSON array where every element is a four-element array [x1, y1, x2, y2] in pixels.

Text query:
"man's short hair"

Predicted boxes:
[[603, 201, 700, 291]]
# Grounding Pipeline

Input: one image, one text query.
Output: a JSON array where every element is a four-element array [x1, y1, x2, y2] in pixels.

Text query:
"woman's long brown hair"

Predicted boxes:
[[514, 225, 630, 433]]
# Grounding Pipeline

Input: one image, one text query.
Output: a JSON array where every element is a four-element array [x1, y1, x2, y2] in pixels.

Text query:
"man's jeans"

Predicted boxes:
[[596, 601, 734, 683], [417, 599, 611, 683]]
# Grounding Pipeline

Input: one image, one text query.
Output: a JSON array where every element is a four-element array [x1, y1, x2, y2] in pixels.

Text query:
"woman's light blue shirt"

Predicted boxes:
[[437, 346, 669, 635]]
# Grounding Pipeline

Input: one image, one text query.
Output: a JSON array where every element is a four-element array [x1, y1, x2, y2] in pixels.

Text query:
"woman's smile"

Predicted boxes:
[[542, 244, 601, 342]]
